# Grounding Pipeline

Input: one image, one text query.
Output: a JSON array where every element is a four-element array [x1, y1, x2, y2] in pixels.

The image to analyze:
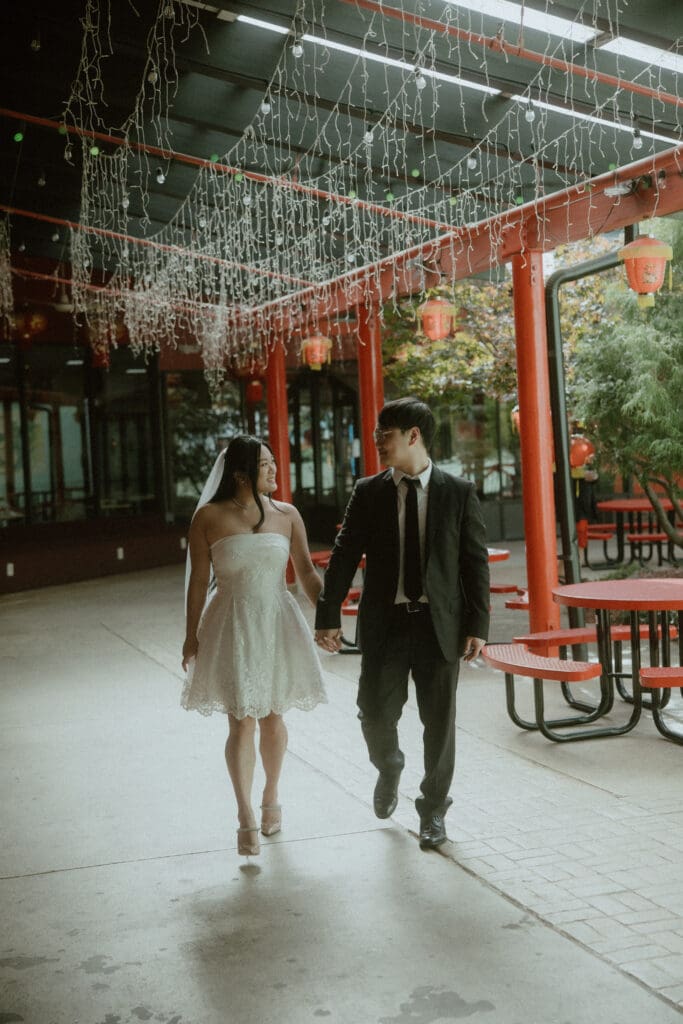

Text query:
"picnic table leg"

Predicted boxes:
[[595, 609, 616, 714]]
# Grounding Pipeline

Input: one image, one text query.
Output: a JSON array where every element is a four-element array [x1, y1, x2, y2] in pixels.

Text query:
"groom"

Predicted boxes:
[[315, 397, 490, 850]]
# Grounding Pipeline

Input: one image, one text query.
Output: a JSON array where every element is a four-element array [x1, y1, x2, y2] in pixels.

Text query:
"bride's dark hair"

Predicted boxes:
[[209, 434, 276, 532]]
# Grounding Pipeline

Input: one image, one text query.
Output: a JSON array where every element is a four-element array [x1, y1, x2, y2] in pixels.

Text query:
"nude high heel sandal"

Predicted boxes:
[[237, 827, 260, 856], [260, 804, 282, 836]]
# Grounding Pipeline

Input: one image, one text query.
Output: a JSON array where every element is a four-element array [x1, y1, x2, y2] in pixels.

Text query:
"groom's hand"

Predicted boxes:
[[462, 636, 486, 662], [315, 628, 343, 653]]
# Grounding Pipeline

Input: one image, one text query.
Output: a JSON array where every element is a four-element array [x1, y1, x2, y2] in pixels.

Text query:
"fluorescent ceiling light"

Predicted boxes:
[[442, 0, 599, 44], [126, 368, 148, 374], [598, 37, 683, 77], [512, 96, 675, 144], [66, 358, 84, 366], [302, 32, 498, 94], [238, 13, 675, 145], [0, 356, 11, 364], [237, 14, 288, 35]]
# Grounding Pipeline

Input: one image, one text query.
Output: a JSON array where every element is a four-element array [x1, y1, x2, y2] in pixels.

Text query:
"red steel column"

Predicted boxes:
[[356, 302, 384, 475], [511, 251, 561, 633], [265, 340, 295, 582]]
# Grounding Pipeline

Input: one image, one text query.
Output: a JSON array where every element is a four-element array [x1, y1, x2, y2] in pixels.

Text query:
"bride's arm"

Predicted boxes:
[[287, 506, 322, 607], [182, 513, 211, 669]]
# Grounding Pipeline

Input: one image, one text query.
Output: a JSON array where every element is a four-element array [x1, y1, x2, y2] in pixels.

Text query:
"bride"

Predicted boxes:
[[182, 434, 327, 856]]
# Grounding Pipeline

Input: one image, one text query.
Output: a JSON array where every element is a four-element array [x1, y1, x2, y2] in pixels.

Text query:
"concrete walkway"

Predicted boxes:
[[2, 542, 683, 1024]]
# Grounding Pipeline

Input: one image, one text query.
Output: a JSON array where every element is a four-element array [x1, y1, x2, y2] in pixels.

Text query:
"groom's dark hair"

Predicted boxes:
[[378, 397, 436, 449]]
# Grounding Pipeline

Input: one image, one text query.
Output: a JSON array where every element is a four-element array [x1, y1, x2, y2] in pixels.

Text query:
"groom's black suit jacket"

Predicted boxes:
[[315, 465, 490, 663]]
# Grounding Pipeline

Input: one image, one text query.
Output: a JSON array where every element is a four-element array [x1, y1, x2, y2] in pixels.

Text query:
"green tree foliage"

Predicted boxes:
[[572, 219, 683, 545], [382, 275, 517, 403]]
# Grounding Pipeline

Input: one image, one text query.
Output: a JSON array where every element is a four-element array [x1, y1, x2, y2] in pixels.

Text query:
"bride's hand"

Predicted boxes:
[[182, 637, 199, 671]]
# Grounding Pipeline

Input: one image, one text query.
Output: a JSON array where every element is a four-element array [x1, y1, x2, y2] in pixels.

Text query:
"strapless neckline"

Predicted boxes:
[[210, 532, 289, 550]]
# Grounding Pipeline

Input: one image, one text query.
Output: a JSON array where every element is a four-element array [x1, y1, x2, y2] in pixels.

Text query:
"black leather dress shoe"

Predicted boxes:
[[419, 814, 448, 850], [373, 771, 401, 819]]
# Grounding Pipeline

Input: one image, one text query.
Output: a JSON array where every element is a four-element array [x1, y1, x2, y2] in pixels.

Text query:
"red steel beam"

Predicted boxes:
[[0, 107, 452, 234], [341, 0, 683, 109], [251, 146, 683, 326]]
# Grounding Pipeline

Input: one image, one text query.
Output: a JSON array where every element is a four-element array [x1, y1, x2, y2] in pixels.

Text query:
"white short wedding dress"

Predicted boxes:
[[181, 532, 327, 719]]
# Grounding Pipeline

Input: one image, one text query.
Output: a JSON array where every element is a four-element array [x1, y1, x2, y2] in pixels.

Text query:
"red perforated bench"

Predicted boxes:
[[481, 643, 640, 742], [505, 589, 529, 611], [639, 666, 683, 745], [514, 623, 677, 655]]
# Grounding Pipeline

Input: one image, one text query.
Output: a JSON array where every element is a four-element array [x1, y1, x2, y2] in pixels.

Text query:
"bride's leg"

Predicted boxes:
[[259, 712, 288, 817], [225, 714, 258, 828]]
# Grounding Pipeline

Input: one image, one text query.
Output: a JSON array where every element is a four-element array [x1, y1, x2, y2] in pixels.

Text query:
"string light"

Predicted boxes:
[[50, 0, 681, 380], [632, 127, 643, 150]]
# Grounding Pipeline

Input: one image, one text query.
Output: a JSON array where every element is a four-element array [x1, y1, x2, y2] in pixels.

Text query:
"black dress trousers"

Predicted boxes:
[[357, 604, 459, 819]]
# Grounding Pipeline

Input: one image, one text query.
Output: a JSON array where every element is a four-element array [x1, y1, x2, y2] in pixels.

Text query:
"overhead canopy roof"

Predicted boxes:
[[1, 0, 682, 364]]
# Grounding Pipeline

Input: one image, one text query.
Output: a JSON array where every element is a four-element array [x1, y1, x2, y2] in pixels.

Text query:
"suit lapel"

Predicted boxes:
[[377, 471, 400, 588], [425, 464, 446, 566]]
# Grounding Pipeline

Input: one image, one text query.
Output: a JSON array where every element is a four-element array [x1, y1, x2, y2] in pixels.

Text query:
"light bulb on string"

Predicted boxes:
[[524, 101, 535, 123], [51, 231, 59, 242], [30, 38, 41, 52], [466, 154, 478, 171], [242, 194, 252, 207], [291, 39, 304, 58], [321, 213, 331, 227], [156, 168, 166, 184], [415, 70, 427, 91], [37, 173, 46, 187], [121, 195, 130, 210], [632, 128, 643, 150], [18, 241, 26, 253], [346, 252, 356, 264], [147, 68, 158, 84], [260, 100, 271, 115], [64, 145, 73, 162], [363, 127, 373, 145]]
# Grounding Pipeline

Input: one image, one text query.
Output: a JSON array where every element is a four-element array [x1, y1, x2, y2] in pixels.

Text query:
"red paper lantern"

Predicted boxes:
[[302, 334, 332, 371], [569, 434, 595, 469], [416, 297, 457, 341], [245, 378, 264, 404], [12, 310, 48, 341], [617, 235, 672, 309]]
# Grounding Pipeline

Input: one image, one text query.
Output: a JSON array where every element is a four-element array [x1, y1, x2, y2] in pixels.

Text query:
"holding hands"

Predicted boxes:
[[315, 628, 343, 654]]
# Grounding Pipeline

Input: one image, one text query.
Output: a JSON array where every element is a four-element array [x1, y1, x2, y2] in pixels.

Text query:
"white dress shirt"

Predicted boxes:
[[392, 461, 432, 604]]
